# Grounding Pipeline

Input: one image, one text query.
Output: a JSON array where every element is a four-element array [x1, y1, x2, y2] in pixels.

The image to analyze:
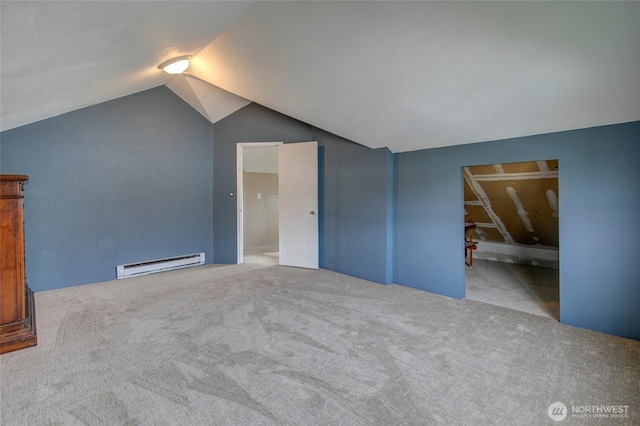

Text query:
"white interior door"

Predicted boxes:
[[278, 141, 318, 269]]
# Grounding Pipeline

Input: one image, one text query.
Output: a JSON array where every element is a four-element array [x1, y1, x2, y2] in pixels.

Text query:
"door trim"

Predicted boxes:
[[236, 142, 283, 264]]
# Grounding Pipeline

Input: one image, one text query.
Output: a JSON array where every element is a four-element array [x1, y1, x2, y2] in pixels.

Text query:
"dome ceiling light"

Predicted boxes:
[[158, 55, 191, 75]]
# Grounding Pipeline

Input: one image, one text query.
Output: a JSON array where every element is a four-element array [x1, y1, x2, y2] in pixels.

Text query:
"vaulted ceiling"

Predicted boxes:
[[2, 1, 639, 153]]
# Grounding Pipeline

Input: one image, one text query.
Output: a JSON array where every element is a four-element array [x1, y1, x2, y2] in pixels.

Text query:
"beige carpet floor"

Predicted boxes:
[[466, 259, 559, 320], [1, 262, 638, 425]]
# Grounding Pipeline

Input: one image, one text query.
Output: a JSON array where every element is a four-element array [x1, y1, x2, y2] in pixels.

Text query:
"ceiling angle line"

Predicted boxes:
[[463, 167, 514, 243]]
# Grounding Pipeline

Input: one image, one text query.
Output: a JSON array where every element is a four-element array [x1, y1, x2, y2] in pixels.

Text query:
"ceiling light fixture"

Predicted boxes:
[[158, 55, 191, 75]]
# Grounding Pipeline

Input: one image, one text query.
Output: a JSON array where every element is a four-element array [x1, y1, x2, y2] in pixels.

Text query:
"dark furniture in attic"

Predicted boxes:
[[465, 220, 477, 267], [1, 175, 37, 354]]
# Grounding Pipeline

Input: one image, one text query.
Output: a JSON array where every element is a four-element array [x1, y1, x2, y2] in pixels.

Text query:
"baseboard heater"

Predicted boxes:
[[116, 252, 205, 279]]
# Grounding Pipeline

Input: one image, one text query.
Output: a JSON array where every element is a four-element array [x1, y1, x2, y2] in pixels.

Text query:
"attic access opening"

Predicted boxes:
[[463, 159, 559, 320]]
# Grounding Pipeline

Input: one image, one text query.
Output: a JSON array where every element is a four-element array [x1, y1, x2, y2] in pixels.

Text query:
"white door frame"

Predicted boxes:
[[236, 142, 283, 264]]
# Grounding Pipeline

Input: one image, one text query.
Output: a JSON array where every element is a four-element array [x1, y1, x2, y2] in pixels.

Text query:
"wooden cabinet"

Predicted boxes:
[[1, 175, 37, 354]]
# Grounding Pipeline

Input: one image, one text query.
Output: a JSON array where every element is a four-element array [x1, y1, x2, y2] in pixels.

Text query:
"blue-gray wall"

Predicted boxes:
[[0, 87, 214, 291], [213, 104, 393, 284], [395, 122, 640, 340], [2, 85, 637, 340], [312, 128, 394, 284]]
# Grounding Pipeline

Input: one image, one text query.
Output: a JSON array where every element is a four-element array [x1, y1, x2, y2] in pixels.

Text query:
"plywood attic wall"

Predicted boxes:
[[1, 87, 638, 341], [464, 160, 559, 267]]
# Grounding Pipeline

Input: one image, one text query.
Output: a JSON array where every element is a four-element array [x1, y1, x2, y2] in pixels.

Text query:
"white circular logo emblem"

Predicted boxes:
[[548, 402, 567, 422]]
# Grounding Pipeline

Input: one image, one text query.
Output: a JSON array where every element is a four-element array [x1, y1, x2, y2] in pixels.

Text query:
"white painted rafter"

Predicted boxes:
[[472, 171, 558, 181], [463, 167, 514, 243]]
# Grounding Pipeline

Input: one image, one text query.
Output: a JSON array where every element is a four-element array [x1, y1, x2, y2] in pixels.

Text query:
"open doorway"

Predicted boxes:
[[237, 141, 319, 269], [463, 159, 559, 320], [237, 143, 281, 266]]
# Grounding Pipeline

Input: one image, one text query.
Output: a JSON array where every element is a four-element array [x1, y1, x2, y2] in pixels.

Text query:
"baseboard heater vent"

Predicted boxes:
[[116, 252, 205, 279]]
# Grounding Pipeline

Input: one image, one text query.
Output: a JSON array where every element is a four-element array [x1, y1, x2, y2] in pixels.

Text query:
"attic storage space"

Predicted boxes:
[[463, 160, 559, 319]]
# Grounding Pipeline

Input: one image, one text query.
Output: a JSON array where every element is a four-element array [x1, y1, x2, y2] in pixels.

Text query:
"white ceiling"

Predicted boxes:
[[2, 1, 639, 153], [0, 1, 251, 131]]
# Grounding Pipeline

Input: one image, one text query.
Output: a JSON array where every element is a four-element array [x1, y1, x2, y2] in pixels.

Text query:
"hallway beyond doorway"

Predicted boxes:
[[244, 247, 279, 266]]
